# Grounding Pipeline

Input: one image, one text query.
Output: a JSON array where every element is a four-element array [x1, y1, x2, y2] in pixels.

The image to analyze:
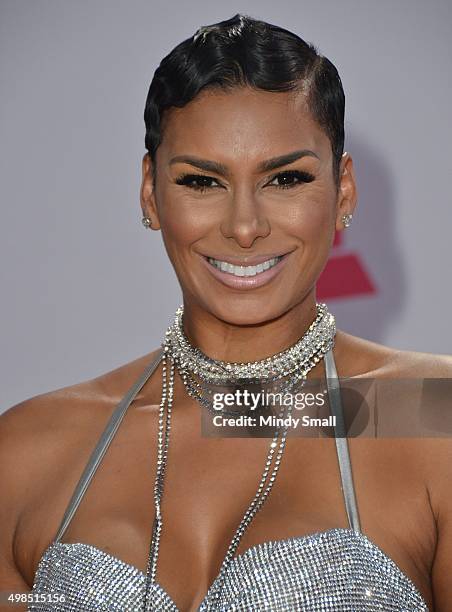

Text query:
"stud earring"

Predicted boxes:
[[341, 213, 353, 228], [142, 216, 152, 229]]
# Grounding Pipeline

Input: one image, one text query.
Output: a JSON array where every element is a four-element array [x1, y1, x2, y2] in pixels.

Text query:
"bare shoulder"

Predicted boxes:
[[0, 348, 162, 530], [334, 329, 452, 378], [337, 342, 452, 501], [1, 347, 162, 438], [1, 346, 163, 449]]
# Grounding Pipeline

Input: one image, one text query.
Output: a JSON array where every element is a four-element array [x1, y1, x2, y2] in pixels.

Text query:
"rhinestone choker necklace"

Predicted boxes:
[[163, 302, 336, 414]]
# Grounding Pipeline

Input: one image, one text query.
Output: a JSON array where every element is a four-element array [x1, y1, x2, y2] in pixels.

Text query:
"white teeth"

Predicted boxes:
[[208, 256, 282, 277]]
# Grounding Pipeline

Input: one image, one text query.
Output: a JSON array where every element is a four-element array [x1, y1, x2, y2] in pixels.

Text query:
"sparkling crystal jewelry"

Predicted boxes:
[[342, 213, 353, 228], [165, 302, 336, 416], [142, 216, 153, 229], [141, 303, 336, 611]]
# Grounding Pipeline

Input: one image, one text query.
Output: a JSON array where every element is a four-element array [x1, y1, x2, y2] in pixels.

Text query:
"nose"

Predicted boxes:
[[220, 188, 271, 248]]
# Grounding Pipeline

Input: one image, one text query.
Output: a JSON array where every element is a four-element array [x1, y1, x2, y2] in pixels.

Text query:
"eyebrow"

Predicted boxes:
[[169, 149, 319, 176]]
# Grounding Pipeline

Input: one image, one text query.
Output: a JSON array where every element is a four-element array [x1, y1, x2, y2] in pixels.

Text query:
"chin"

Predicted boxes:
[[204, 296, 289, 327]]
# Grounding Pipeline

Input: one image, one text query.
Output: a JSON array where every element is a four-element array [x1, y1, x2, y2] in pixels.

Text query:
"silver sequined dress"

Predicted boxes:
[[28, 349, 430, 611]]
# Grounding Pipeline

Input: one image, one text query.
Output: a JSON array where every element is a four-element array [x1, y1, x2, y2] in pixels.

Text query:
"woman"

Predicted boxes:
[[1, 13, 451, 612]]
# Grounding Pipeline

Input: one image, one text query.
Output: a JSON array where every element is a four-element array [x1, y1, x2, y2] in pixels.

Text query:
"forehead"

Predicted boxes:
[[159, 87, 330, 163]]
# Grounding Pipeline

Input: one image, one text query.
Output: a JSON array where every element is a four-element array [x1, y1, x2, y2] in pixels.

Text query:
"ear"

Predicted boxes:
[[335, 152, 358, 231], [140, 153, 161, 230]]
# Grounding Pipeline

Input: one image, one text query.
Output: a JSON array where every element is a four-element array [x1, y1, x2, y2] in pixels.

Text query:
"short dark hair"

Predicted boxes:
[[144, 14, 345, 185]]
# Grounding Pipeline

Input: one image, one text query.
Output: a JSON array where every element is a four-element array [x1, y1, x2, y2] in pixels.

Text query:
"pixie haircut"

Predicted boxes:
[[144, 14, 345, 186]]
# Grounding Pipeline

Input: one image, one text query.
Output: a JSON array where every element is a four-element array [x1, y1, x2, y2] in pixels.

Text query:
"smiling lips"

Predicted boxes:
[[202, 252, 290, 289], [208, 255, 282, 277]]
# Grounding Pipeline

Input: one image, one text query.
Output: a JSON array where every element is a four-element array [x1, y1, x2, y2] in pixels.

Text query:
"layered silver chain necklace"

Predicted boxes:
[[141, 303, 336, 610]]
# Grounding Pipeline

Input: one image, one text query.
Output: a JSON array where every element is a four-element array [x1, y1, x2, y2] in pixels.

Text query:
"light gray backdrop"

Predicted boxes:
[[1, 0, 451, 411]]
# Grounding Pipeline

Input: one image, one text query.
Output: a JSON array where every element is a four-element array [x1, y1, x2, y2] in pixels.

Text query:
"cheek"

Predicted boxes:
[[281, 186, 336, 244], [158, 192, 211, 251], [281, 186, 336, 293]]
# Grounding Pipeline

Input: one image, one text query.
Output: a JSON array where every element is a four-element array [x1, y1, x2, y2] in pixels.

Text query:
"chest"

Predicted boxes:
[[19, 409, 435, 610]]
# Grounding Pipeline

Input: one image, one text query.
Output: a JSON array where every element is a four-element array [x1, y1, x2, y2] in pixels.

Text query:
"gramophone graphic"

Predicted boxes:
[[317, 230, 375, 300]]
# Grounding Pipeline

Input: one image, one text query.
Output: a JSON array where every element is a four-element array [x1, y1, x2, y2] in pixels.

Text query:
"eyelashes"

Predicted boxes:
[[266, 170, 315, 189], [175, 174, 218, 191], [174, 169, 315, 193]]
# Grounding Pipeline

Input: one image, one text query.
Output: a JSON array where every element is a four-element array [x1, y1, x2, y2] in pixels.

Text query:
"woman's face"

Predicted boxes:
[[141, 86, 356, 325]]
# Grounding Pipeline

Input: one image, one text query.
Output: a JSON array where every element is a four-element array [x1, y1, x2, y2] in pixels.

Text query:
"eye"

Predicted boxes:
[[267, 170, 315, 189], [175, 173, 223, 192]]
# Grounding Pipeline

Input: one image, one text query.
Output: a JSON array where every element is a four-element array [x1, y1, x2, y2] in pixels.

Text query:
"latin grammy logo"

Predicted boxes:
[[317, 230, 375, 300]]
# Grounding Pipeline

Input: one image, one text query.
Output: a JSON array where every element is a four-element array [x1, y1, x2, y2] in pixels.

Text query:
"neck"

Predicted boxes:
[[181, 292, 320, 363]]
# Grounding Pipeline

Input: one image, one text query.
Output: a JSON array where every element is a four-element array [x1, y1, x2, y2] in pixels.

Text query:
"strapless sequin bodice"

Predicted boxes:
[[30, 528, 428, 611]]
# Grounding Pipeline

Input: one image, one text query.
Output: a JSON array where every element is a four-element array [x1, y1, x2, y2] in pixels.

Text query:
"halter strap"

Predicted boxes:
[[324, 348, 361, 532], [54, 348, 164, 542]]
